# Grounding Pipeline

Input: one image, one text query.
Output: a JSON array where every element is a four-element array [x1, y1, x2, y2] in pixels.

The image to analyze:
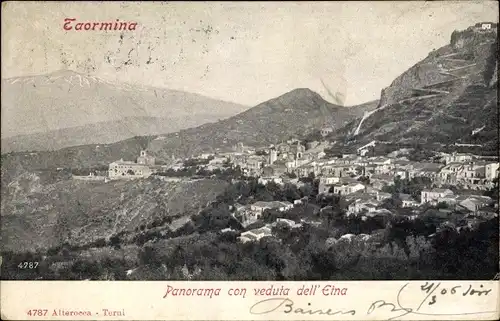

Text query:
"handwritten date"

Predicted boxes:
[[420, 282, 492, 307]]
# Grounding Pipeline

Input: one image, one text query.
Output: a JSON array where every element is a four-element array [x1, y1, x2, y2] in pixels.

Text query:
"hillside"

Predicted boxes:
[[1, 173, 228, 252], [1, 70, 249, 152], [148, 88, 371, 159], [332, 23, 498, 152]]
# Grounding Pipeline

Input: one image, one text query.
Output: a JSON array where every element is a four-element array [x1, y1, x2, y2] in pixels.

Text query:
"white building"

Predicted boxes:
[[258, 177, 284, 186], [108, 150, 156, 179], [333, 183, 365, 196], [485, 163, 499, 181], [269, 149, 278, 165], [320, 127, 334, 136], [443, 152, 474, 165], [108, 160, 153, 178], [250, 201, 294, 214], [318, 176, 341, 194], [399, 193, 419, 208], [347, 199, 380, 216], [421, 188, 454, 205], [239, 226, 273, 243], [459, 196, 493, 213]]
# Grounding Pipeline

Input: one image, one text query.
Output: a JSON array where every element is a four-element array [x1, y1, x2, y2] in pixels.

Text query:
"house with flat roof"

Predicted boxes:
[[421, 188, 454, 205]]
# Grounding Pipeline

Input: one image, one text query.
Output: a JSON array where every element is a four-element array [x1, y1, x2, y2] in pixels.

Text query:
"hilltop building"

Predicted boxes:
[[108, 150, 157, 179]]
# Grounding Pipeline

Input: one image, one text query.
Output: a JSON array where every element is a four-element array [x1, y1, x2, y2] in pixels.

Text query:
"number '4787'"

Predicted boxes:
[[27, 309, 48, 316]]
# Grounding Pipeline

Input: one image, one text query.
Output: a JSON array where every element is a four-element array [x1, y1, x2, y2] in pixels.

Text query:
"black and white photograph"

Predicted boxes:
[[1, 1, 499, 283]]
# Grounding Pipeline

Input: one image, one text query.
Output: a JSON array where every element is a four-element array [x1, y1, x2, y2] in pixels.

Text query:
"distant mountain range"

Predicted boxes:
[[147, 88, 375, 158], [1, 70, 249, 152], [334, 24, 498, 152]]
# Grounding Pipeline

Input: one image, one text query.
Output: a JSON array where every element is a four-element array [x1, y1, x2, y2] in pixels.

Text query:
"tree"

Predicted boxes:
[[484, 177, 499, 201], [381, 195, 402, 210], [436, 202, 448, 209], [283, 184, 300, 202], [357, 176, 370, 184]]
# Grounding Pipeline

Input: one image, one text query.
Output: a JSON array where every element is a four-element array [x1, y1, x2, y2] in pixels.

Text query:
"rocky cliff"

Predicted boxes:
[[336, 23, 498, 152]]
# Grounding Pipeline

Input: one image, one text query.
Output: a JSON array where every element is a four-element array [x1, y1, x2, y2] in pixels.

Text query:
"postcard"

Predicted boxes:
[[1, 1, 499, 320]]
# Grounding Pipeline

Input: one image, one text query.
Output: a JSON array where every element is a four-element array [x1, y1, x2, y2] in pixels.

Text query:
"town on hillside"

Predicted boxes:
[[76, 136, 499, 248]]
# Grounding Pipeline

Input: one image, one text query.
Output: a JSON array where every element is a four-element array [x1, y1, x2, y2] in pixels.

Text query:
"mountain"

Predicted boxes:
[[0, 90, 375, 179], [333, 23, 498, 152], [1, 115, 227, 153], [1, 70, 249, 152], [147, 88, 372, 158]]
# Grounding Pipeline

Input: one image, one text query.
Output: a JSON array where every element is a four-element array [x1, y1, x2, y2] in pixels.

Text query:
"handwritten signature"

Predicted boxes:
[[249, 282, 496, 320], [250, 297, 356, 316]]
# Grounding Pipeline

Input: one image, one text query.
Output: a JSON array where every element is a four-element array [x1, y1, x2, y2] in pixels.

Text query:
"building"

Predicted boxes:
[[391, 169, 409, 180], [241, 155, 265, 175], [136, 150, 156, 165], [376, 191, 392, 202], [320, 127, 334, 136], [319, 164, 351, 177], [438, 163, 462, 183], [258, 177, 284, 186], [303, 150, 326, 161], [347, 198, 380, 216], [399, 193, 419, 208], [459, 196, 493, 213], [273, 218, 302, 229], [295, 164, 316, 178], [436, 195, 460, 207], [208, 156, 227, 165], [409, 162, 443, 180], [480, 22, 492, 30], [443, 152, 474, 165], [250, 201, 294, 214], [235, 142, 245, 153], [458, 163, 486, 184], [276, 142, 291, 153], [357, 140, 376, 156], [269, 149, 278, 165], [199, 153, 215, 160], [318, 176, 341, 194], [370, 174, 394, 190], [268, 160, 288, 176], [485, 163, 500, 181], [108, 160, 153, 178], [239, 226, 273, 243], [291, 141, 306, 159], [233, 205, 259, 227], [421, 188, 454, 205], [333, 183, 365, 195]]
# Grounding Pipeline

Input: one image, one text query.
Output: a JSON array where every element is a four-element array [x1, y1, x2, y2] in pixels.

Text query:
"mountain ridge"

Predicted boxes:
[[329, 23, 498, 152], [147, 87, 373, 159], [1, 70, 250, 151]]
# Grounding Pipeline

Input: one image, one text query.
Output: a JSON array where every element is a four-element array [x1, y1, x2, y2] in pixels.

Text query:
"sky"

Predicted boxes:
[[2, 1, 498, 106]]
